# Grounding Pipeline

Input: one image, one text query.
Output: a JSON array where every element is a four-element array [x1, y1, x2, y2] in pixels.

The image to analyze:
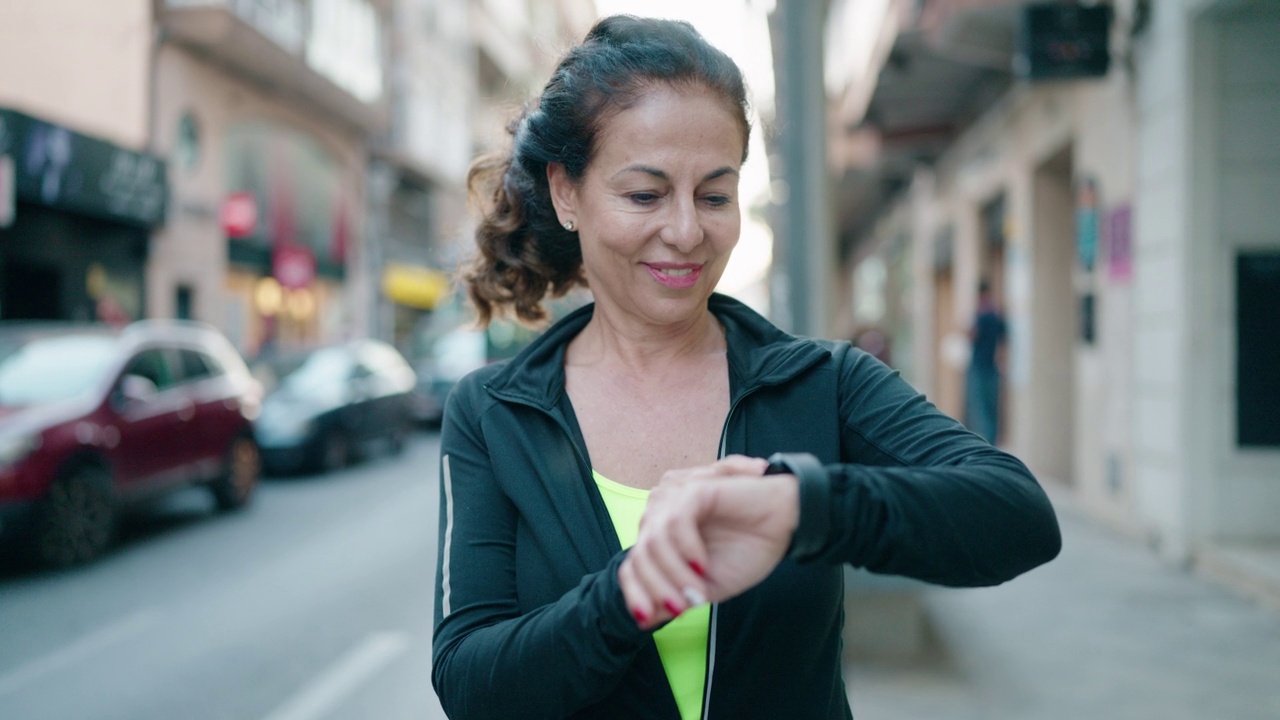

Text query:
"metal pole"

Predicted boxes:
[[772, 0, 831, 337]]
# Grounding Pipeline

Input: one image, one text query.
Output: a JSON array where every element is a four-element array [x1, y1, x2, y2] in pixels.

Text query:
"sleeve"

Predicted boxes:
[[783, 346, 1061, 587], [431, 376, 651, 719]]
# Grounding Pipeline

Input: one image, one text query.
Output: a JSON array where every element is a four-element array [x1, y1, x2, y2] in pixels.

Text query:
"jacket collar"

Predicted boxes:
[[484, 293, 831, 408]]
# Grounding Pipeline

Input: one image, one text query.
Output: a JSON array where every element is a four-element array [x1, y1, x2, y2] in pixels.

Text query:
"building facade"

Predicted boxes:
[[154, 0, 391, 357], [0, 0, 166, 325], [823, 0, 1280, 596]]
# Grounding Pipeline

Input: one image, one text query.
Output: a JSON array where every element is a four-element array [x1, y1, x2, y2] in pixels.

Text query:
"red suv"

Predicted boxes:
[[0, 320, 262, 567]]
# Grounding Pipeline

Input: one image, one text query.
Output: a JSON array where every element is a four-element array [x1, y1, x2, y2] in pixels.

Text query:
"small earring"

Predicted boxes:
[[563, 220, 575, 232]]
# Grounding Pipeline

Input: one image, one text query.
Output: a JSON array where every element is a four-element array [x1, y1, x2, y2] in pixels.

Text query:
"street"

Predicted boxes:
[[0, 432, 446, 720], [4, 429, 1280, 720]]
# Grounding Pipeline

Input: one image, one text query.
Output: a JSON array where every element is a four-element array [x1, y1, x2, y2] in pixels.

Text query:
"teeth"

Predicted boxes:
[[660, 268, 693, 277]]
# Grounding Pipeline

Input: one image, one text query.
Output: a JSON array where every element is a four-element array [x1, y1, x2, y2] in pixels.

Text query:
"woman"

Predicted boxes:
[[433, 15, 1061, 720]]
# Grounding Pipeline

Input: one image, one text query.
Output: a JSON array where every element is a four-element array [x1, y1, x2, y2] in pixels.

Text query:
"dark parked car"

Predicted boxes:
[[252, 339, 416, 475], [0, 321, 263, 567], [406, 304, 550, 426]]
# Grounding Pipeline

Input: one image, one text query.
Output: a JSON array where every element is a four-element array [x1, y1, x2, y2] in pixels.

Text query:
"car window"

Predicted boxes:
[[124, 349, 176, 391], [281, 347, 352, 394], [177, 349, 222, 383], [0, 335, 119, 405]]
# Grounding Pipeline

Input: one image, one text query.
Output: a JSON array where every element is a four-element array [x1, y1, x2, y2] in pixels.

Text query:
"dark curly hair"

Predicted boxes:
[[462, 14, 751, 326]]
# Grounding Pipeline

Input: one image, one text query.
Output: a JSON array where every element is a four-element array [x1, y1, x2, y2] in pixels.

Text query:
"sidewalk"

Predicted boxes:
[[842, 506, 1280, 720]]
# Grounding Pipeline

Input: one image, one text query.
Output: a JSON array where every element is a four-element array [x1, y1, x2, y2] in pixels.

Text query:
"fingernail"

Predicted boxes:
[[682, 586, 707, 607], [663, 599, 683, 617], [632, 608, 649, 625], [689, 560, 706, 577]]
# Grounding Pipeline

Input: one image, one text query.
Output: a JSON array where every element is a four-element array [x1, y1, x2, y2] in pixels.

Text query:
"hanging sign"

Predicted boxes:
[[220, 191, 259, 238], [273, 243, 316, 289], [1075, 177, 1099, 271]]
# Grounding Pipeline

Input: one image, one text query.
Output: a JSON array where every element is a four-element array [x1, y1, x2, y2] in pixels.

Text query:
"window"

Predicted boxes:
[[177, 349, 221, 383], [123, 349, 175, 391]]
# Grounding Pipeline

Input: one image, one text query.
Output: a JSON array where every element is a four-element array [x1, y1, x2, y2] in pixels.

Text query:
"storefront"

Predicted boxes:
[[0, 108, 166, 323], [221, 120, 355, 356]]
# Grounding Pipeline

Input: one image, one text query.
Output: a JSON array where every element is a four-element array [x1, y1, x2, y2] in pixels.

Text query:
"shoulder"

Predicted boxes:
[[445, 361, 511, 422]]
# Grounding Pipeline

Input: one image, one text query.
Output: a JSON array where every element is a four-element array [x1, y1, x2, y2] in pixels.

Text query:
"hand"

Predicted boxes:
[[618, 455, 799, 630]]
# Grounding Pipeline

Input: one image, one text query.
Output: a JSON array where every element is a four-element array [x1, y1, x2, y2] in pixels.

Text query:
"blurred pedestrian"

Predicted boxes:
[[433, 15, 1060, 720], [966, 280, 1007, 444]]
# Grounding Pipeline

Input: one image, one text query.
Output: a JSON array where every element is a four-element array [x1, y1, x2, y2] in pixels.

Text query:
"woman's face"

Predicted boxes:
[[549, 83, 745, 329]]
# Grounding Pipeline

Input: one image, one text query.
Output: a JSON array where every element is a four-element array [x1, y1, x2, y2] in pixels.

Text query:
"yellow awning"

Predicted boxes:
[[382, 263, 452, 310]]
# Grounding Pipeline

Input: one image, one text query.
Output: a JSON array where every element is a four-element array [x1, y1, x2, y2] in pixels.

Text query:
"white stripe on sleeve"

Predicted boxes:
[[441, 454, 455, 618]]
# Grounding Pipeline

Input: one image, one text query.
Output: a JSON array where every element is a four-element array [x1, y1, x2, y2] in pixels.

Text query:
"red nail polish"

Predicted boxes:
[[632, 608, 649, 625], [663, 599, 682, 617], [689, 560, 706, 577]]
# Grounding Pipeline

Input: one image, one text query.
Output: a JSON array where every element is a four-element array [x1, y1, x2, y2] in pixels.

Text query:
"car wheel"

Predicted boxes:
[[212, 435, 260, 511], [389, 423, 408, 455], [33, 465, 115, 568], [320, 431, 351, 473]]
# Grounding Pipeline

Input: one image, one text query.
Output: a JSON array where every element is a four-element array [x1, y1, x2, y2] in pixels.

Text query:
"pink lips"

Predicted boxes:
[[644, 263, 703, 289]]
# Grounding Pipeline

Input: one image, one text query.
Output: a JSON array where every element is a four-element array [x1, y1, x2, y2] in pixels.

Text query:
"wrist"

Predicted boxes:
[[764, 453, 830, 562]]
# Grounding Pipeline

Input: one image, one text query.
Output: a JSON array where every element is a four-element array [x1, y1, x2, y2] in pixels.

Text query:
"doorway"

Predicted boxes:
[[1029, 147, 1078, 484], [1, 259, 63, 320], [931, 227, 963, 419]]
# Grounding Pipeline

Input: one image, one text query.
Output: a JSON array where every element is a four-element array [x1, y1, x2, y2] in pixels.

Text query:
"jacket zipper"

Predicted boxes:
[[493, 381, 772, 720], [701, 387, 758, 720]]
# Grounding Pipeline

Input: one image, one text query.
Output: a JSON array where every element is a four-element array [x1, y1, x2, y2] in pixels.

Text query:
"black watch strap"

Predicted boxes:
[[764, 452, 829, 562]]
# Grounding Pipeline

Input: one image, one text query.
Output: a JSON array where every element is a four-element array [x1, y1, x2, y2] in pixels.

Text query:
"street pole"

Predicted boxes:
[[771, 0, 832, 338]]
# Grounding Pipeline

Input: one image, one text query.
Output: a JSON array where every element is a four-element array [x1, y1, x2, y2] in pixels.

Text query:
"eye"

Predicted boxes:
[[628, 192, 661, 205], [702, 194, 733, 208]]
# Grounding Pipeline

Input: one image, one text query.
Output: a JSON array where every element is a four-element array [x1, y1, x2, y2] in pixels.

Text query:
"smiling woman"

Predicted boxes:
[[433, 14, 1061, 720]]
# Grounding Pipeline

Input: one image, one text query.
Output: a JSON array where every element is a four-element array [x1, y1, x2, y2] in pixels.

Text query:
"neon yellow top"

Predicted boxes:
[[593, 470, 709, 720]]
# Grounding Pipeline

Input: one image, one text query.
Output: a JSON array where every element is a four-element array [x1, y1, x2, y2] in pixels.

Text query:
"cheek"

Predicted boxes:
[[712, 215, 742, 251]]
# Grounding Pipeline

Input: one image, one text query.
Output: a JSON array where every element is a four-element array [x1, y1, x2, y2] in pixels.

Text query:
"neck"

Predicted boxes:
[[568, 303, 725, 372]]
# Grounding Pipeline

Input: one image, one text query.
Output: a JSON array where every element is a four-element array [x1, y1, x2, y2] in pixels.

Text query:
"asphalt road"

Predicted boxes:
[[0, 431, 447, 720]]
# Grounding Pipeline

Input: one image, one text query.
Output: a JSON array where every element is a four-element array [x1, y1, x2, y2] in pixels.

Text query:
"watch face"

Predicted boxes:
[[177, 113, 200, 172]]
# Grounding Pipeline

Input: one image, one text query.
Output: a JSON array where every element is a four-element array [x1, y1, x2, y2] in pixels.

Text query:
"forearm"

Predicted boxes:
[[786, 452, 1060, 586], [800, 344, 1061, 585], [433, 553, 649, 719]]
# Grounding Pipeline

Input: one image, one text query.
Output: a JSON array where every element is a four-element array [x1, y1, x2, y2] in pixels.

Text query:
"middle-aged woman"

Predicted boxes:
[[433, 15, 1061, 720]]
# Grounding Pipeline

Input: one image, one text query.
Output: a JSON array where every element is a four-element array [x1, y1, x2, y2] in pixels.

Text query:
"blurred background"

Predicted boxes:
[[1, 0, 1278, 718]]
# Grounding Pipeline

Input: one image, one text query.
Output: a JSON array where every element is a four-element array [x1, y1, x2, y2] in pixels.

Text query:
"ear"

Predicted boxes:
[[546, 162, 577, 225]]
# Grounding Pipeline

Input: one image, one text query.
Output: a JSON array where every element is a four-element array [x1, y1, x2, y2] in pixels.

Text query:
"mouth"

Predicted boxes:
[[644, 263, 703, 289]]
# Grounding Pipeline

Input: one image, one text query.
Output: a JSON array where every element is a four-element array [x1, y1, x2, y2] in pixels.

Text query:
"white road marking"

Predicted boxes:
[[261, 632, 410, 720], [0, 610, 159, 697]]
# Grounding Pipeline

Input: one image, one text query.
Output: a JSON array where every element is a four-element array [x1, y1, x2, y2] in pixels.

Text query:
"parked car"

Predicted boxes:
[[252, 339, 416, 475], [0, 321, 263, 567], [407, 298, 570, 426]]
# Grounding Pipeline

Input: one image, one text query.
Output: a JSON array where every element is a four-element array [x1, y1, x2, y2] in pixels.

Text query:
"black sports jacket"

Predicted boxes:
[[432, 294, 1060, 719]]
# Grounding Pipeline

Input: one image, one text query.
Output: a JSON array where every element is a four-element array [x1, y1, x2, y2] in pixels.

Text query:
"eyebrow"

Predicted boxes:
[[615, 164, 740, 183]]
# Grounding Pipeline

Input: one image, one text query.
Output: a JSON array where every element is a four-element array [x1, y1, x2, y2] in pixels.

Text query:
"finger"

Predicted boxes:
[[627, 534, 689, 625], [645, 510, 709, 611], [712, 454, 769, 477], [618, 554, 658, 629]]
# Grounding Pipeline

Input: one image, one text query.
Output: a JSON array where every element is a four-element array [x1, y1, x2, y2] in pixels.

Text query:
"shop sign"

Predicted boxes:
[[382, 263, 451, 310], [1015, 3, 1112, 81], [0, 108, 167, 227], [0, 154, 13, 228], [273, 243, 316, 289], [221, 191, 258, 238], [1107, 204, 1132, 283], [1075, 177, 1099, 272]]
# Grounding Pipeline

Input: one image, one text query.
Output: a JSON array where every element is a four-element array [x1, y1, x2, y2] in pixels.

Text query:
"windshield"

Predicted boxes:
[[0, 335, 120, 406], [280, 348, 352, 397]]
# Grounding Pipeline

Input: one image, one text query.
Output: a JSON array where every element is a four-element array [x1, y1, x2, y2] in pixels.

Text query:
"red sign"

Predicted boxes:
[[220, 191, 258, 238], [273, 243, 316, 289]]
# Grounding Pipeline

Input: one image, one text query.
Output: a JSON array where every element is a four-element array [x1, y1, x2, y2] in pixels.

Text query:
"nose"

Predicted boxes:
[[660, 195, 704, 253]]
